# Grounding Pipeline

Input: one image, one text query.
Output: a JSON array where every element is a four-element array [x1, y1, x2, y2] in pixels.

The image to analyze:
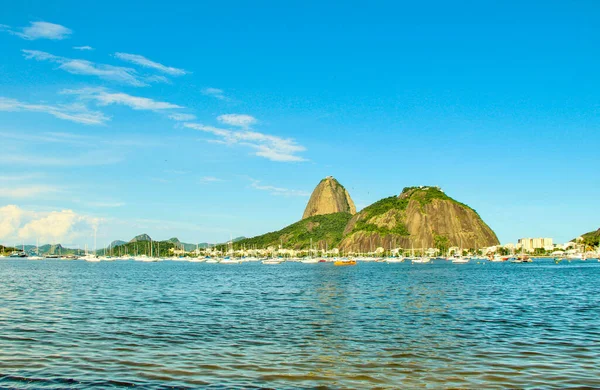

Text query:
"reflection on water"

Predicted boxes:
[[1, 259, 600, 388]]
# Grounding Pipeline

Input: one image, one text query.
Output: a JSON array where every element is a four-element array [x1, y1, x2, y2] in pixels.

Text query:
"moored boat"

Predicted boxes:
[[386, 257, 404, 263], [334, 258, 357, 266]]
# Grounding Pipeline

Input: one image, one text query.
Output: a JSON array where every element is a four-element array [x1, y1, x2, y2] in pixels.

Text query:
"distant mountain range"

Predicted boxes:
[[1, 234, 246, 256], [101, 234, 246, 254], [1, 244, 84, 256]]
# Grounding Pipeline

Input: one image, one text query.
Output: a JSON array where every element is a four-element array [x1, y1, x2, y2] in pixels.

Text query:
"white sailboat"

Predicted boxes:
[[386, 256, 404, 263]]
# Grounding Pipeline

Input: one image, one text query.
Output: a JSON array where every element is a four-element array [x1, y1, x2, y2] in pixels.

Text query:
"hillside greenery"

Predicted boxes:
[[579, 229, 600, 247], [351, 196, 410, 236], [227, 212, 353, 250], [101, 241, 178, 257], [0, 245, 17, 255], [401, 186, 479, 215]]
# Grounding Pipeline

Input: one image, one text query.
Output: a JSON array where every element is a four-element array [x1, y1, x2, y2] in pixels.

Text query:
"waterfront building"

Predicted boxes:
[[518, 238, 554, 252]]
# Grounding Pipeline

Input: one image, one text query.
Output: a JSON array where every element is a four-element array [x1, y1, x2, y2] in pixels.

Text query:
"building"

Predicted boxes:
[[517, 238, 554, 252]]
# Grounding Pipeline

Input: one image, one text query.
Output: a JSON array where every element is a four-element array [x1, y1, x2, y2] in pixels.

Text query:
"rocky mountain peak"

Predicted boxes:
[[129, 234, 152, 243], [302, 177, 356, 220]]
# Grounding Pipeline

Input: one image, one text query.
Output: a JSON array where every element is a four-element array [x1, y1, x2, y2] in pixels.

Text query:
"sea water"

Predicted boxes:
[[1, 259, 599, 388]]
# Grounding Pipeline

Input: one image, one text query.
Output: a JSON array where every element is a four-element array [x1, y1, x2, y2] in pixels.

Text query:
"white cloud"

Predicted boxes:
[[0, 205, 25, 240], [0, 185, 61, 199], [184, 122, 306, 162], [84, 201, 125, 208], [114, 52, 187, 76], [164, 169, 191, 175], [22, 50, 148, 87], [0, 96, 109, 125], [0, 150, 122, 167], [217, 114, 257, 128], [63, 87, 182, 110], [201, 87, 227, 101], [73, 45, 93, 51], [0, 173, 44, 182], [250, 179, 310, 197], [169, 113, 197, 121], [2, 21, 72, 40], [199, 176, 223, 183], [20, 210, 99, 244], [0, 205, 100, 245]]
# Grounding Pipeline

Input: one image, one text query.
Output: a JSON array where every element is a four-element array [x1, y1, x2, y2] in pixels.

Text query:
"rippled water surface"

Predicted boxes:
[[1, 259, 600, 389]]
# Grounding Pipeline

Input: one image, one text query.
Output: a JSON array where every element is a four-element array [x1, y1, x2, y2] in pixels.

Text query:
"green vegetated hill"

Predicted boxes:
[[231, 212, 354, 250], [577, 228, 600, 247], [340, 186, 499, 252], [37, 244, 82, 256], [102, 239, 177, 257], [102, 234, 248, 255], [0, 245, 17, 254], [4, 244, 84, 256]]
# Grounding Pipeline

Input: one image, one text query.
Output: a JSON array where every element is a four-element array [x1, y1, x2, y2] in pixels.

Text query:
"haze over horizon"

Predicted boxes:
[[1, 1, 598, 248]]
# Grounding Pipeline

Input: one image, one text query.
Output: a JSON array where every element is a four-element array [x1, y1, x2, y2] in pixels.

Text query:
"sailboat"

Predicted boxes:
[[411, 242, 431, 263], [28, 238, 44, 260], [302, 238, 319, 263]]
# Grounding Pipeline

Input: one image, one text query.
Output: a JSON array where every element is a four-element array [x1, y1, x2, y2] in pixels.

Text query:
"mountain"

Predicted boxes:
[[0, 245, 17, 254], [103, 239, 176, 257], [576, 228, 600, 247], [230, 213, 353, 250], [302, 176, 356, 220], [339, 186, 499, 252], [101, 236, 249, 254], [168, 238, 204, 251], [129, 234, 152, 243], [33, 244, 83, 256]]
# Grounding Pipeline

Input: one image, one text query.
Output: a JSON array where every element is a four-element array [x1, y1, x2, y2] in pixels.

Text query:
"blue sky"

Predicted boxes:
[[0, 0, 598, 248]]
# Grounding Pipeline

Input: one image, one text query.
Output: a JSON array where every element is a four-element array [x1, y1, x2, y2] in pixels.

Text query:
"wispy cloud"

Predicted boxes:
[[169, 113, 197, 121], [73, 45, 93, 51], [184, 122, 306, 162], [84, 201, 125, 208], [63, 87, 182, 110], [22, 50, 148, 87], [217, 114, 257, 129], [201, 87, 227, 101], [0, 173, 45, 182], [0, 150, 122, 167], [114, 52, 187, 76], [0, 131, 161, 150], [0, 185, 61, 199], [0, 131, 94, 146], [250, 179, 310, 197], [199, 176, 223, 184], [0, 96, 109, 125], [2, 21, 72, 40], [150, 177, 170, 183], [164, 169, 191, 175]]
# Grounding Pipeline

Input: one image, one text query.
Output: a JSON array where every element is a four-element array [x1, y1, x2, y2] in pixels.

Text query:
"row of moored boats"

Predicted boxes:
[[5, 252, 597, 264]]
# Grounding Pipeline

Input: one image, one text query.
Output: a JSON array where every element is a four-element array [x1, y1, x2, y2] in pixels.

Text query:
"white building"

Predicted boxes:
[[518, 238, 554, 252]]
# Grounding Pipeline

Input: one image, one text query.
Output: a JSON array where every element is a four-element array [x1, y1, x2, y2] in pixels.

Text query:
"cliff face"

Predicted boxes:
[[339, 187, 499, 252], [302, 177, 356, 220]]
